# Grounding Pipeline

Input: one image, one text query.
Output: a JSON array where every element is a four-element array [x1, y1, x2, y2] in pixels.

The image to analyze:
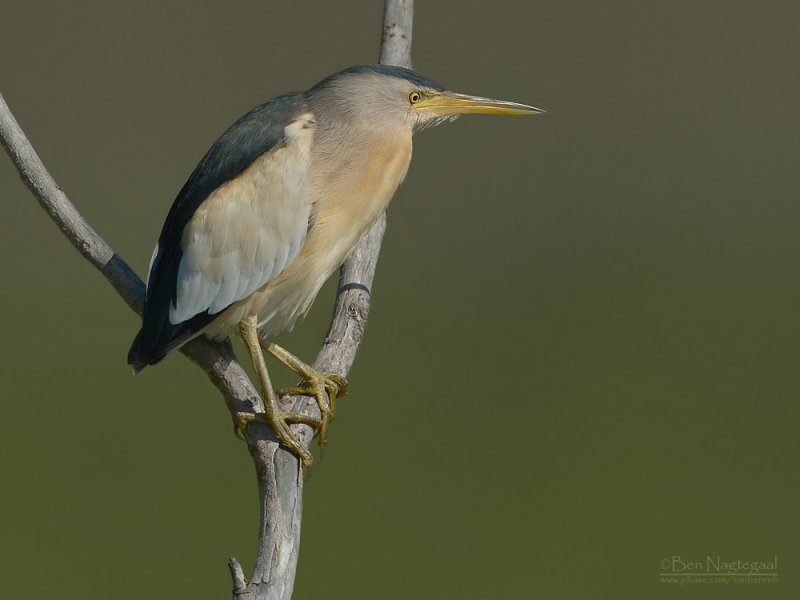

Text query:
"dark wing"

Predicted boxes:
[[128, 93, 309, 372]]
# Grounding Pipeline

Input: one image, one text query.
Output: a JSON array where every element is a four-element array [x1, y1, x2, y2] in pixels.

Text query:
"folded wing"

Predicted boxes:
[[128, 94, 313, 371]]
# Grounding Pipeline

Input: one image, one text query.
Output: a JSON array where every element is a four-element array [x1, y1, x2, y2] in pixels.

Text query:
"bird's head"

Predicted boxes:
[[308, 65, 542, 133]]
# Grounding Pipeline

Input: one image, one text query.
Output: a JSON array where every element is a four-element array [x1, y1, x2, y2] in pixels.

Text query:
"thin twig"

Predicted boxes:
[[0, 2, 413, 599]]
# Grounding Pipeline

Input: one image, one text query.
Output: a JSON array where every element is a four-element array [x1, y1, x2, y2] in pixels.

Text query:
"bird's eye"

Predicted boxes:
[[408, 91, 422, 104]]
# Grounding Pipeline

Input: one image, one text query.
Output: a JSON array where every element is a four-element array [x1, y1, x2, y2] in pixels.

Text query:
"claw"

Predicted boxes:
[[263, 341, 350, 462], [325, 373, 348, 398], [278, 371, 348, 456], [233, 411, 322, 468], [238, 319, 325, 469]]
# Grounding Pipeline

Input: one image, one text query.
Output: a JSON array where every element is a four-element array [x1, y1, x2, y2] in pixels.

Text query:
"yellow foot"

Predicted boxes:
[[279, 371, 348, 456], [234, 410, 322, 468]]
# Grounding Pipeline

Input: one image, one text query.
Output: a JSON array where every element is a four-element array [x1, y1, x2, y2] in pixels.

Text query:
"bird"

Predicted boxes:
[[128, 64, 541, 467]]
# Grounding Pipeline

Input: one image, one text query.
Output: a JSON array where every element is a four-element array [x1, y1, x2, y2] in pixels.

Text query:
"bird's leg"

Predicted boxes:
[[236, 317, 318, 468], [262, 341, 348, 454]]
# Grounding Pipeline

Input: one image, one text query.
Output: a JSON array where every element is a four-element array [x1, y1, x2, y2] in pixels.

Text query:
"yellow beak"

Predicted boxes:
[[412, 91, 544, 116]]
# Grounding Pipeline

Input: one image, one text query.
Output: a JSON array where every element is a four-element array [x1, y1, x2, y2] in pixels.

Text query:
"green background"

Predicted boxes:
[[1, 1, 797, 598]]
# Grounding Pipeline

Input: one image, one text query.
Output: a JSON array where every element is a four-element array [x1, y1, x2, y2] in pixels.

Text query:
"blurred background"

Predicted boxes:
[[1, 1, 797, 598]]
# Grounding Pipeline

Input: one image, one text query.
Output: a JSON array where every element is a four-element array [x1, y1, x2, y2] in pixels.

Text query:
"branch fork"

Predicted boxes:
[[0, 2, 413, 598]]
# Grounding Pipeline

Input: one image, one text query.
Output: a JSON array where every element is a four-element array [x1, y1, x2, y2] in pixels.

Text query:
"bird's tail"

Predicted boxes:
[[128, 313, 212, 374], [127, 328, 165, 374]]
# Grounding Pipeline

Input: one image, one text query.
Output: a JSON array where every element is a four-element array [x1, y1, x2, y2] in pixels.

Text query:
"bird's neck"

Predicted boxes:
[[303, 114, 412, 277]]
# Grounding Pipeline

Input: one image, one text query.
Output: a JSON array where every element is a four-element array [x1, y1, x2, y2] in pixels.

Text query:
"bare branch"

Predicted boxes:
[[0, 92, 144, 316], [380, 0, 414, 68], [0, 1, 413, 599], [232, 3, 414, 598]]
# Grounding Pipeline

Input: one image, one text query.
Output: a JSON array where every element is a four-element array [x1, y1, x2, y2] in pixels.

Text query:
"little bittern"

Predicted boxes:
[[128, 65, 541, 467]]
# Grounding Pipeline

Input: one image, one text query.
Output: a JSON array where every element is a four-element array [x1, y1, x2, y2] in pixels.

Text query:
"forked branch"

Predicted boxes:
[[0, 1, 413, 599]]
